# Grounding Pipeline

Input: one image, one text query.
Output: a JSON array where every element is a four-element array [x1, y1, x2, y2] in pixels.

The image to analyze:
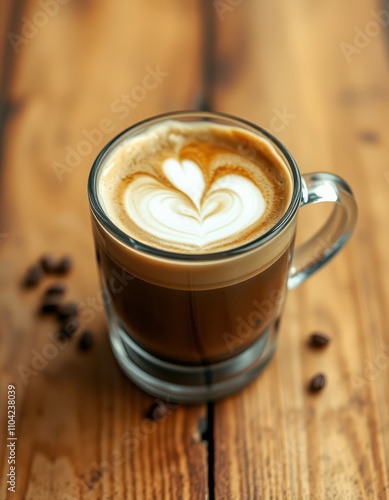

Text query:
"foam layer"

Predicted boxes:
[[98, 121, 292, 254], [124, 158, 266, 249]]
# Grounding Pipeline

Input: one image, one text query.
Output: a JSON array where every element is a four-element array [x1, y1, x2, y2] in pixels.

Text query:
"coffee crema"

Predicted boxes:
[[98, 121, 292, 254]]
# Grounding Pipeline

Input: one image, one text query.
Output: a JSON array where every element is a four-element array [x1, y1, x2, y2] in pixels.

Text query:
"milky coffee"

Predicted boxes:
[[94, 120, 295, 364], [98, 121, 292, 254]]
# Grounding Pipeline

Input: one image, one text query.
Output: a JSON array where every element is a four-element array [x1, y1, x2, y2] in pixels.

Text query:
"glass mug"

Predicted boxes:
[[88, 111, 357, 403]]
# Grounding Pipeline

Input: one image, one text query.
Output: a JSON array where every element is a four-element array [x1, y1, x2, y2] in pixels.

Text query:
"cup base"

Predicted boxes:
[[107, 314, 277, 403]]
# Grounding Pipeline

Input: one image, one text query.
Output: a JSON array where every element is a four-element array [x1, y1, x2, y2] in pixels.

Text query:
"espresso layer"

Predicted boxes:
[[98, 121, 292, 253]]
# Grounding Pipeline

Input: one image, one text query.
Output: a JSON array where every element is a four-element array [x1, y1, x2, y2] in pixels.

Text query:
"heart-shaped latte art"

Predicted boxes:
[[124, 158, 266, 249]]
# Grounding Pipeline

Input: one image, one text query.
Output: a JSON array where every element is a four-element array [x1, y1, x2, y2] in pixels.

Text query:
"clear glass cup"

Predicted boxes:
[[88, 111, 357, 403]]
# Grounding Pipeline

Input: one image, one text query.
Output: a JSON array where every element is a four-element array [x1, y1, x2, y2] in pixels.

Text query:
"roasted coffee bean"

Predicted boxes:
[[54, 256, 73, 274], [56, 302, 79, 321], [23, 265, 43, 287], [308, 332, 331, 348], [57, 317, 79, 340], [43, 283, 66, 298], [146, 401, 171, 421], [62, 317, 79, 337], [40, 296, 62, 314], [40, 254, 57, 273], [308, 373, 326, 393], [78, 330, 93, 351]]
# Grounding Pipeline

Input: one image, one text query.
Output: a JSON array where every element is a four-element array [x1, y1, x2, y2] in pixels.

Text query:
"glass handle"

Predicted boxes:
[[288, 172, 358, 290]]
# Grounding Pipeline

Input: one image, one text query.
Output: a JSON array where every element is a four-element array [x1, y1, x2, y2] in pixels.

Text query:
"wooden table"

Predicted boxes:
[[1, 0, 388, 498]]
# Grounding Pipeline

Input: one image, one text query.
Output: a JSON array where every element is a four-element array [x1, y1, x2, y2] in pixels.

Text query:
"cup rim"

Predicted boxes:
[[87, 110, 302, 262]]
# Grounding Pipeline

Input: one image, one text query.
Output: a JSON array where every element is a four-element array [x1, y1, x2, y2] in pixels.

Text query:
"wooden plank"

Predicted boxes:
[[0, 0, 208, 498], [213, 0, 389, 498]]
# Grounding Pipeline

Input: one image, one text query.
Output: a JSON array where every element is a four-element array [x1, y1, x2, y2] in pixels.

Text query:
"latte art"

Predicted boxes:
[[98, 121, 292, 253], [124, 158, 266, 249]]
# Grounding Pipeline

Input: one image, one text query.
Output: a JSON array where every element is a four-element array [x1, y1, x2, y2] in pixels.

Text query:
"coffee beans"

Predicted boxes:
[[40, 254, 73, 275], [146, 401, 173, 421], [40, 254, 57, 273], [56, 302, 79, 321], [23, 254, 73, 288], [22, 254, 94, 354], [78, 330, 93, 351], [306, 331, 331, 394], [44, 283, 67, 297], [308, 373, 326, 393], [61, 317, 79, 337], [40, 295, 62, 314], [55, 256, 73, 275], [23, 265, 43, 287], [308, 332, 330, 349]]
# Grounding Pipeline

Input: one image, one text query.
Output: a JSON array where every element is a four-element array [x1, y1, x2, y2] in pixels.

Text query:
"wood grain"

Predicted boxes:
[[0, 1, 208, 499], [213, 0, 389, 498]]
